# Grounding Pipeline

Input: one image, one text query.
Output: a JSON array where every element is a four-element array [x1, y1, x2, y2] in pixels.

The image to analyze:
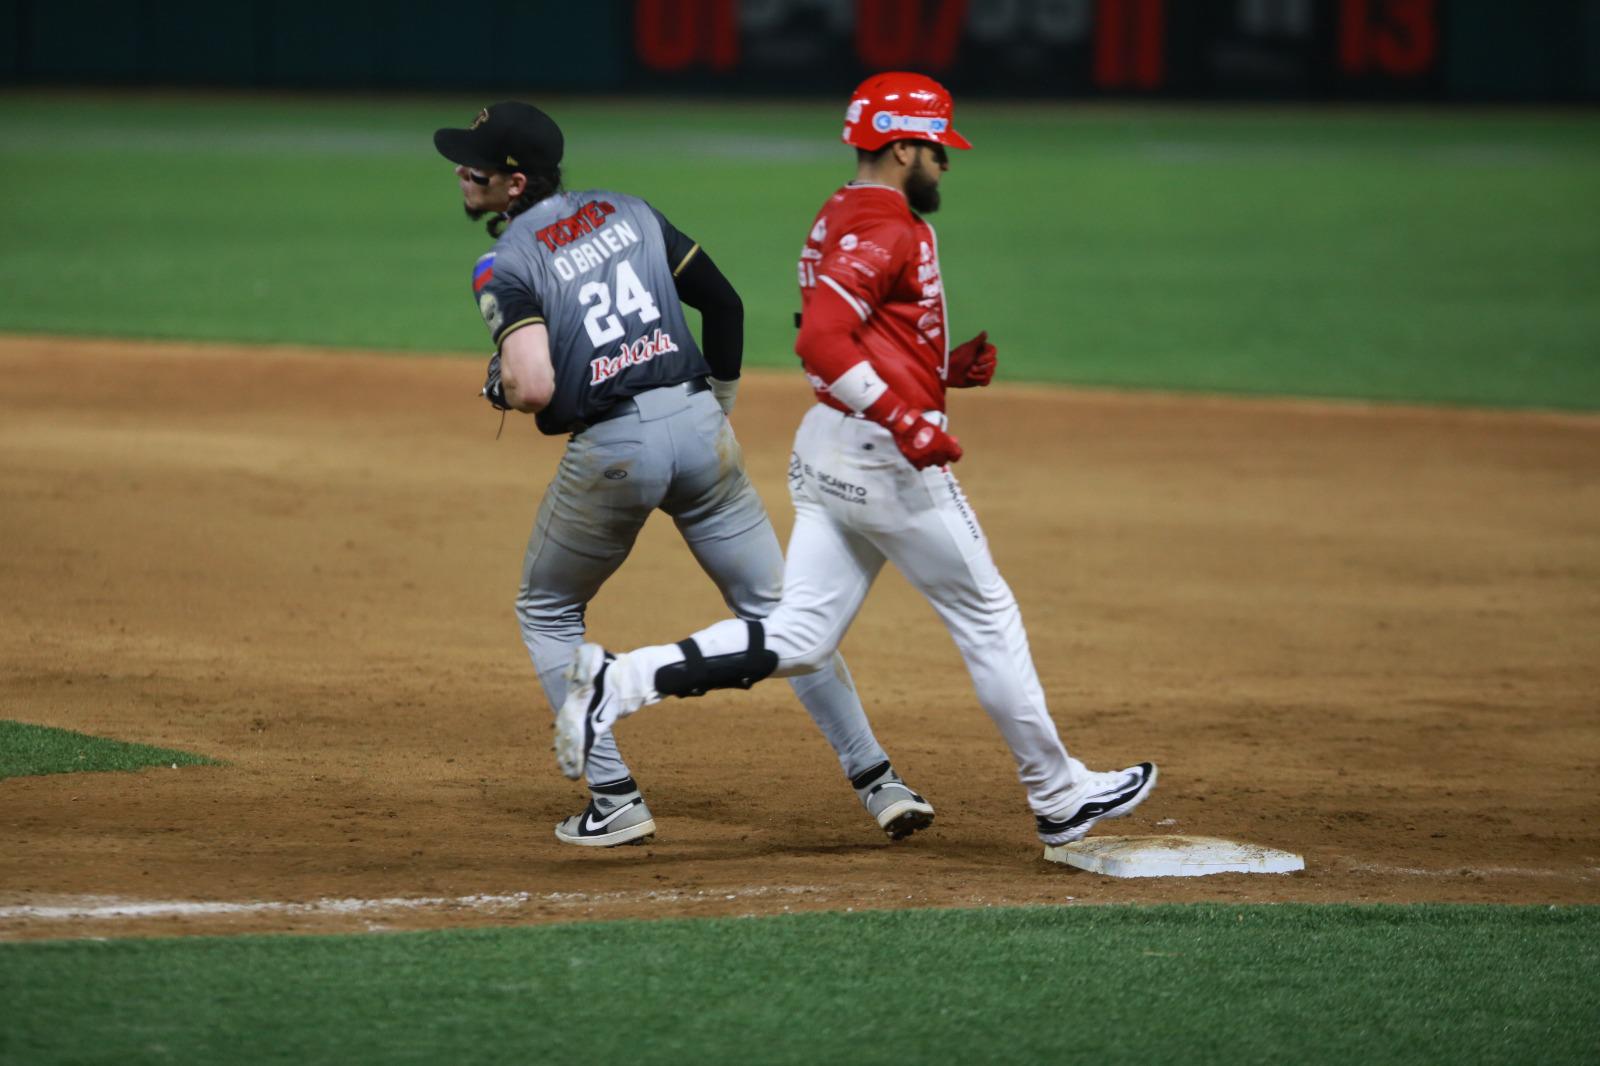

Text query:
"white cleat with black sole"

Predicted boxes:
[[554, 643, 620, 781], [852, 761, 935, 841], [555, 776, 656, 847], [1036, 762, 1159, 847]]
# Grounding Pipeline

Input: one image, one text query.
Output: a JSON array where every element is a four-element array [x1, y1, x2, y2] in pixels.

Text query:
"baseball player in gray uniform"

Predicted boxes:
[[434, 102, 935, 847]]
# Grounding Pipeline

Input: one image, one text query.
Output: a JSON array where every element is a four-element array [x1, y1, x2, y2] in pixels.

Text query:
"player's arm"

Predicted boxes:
[[795, 225, 961, 469], [499, 323, 555, 413], [471, 250, 552, 413], [673, 250, 743, 382], [653, 207, 742, 414]]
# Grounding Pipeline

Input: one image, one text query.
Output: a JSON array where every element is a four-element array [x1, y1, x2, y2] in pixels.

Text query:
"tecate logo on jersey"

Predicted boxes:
[[871, 112, 948, 135], [589, 328, 679, 385], [537, 200, 618, 252]]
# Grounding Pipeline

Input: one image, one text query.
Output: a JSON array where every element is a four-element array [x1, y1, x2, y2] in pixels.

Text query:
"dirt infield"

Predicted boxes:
[[1, 336, 1596, 941]]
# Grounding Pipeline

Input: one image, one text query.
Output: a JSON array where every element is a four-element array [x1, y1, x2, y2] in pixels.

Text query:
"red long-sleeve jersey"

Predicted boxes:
[[795, 184, 949, 415]]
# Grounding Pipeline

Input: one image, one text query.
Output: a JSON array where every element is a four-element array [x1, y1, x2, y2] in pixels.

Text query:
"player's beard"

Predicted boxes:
[[464, 203, 512, 238], [906, 171, 941, 214]]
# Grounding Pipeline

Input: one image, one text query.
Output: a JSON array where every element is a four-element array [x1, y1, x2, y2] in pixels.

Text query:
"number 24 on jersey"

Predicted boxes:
[[580, 261, 660, 347]]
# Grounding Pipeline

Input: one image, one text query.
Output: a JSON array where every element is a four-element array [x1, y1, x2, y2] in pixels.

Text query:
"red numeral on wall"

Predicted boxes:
[[855, 0, 969, 72], [1340, 0, 1437, 76], [1094, 0, 1166, 90], [636, 0, 738, 72]]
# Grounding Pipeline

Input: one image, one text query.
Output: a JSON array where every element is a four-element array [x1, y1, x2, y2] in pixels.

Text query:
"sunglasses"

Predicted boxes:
[[925, 143, 949, 166]]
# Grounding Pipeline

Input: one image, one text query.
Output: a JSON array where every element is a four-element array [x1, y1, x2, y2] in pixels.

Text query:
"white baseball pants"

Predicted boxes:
[[609, 403, 1090, 819]]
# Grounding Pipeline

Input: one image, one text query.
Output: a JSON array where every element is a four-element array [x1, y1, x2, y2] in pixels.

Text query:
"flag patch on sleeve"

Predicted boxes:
[[472, 253, 496, 292]]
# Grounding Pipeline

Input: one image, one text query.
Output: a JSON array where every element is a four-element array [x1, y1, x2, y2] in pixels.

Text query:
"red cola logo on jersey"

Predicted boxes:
[[537, 200, 618, 252], [590, 329, 679, 385]]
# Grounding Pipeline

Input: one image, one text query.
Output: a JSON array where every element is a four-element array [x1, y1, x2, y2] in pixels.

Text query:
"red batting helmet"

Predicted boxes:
[[841, 72, 972, 152]]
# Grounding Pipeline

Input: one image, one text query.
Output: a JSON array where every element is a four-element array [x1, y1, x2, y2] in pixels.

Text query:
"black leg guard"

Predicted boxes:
[[654, 621, 779, 699]]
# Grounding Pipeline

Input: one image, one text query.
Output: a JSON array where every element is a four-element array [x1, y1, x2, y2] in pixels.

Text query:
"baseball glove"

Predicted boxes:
[[481, 352, 512, 411]]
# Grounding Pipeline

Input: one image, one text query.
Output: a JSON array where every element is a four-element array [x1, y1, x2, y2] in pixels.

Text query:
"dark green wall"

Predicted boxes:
[[3, 0, 624, 90], [2, 0, 1594, 101]]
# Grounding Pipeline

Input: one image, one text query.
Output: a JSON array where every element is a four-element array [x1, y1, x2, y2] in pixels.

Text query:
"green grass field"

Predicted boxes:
[[2, 93, 1597, 1062], [1, 94, 1597, 408], [0, 720, 215, 780], [2, 906, 1596, 1065]]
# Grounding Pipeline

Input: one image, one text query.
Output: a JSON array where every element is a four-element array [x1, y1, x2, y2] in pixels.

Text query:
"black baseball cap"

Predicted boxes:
[[434, 102, 564, 174]]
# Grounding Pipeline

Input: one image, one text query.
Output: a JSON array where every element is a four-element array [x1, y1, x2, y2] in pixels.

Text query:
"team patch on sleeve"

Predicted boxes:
[[472, 252, 496, 293]]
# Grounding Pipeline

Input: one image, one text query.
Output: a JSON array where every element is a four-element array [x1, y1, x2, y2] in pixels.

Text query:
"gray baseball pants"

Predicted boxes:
[[514, 383, 888, 787]]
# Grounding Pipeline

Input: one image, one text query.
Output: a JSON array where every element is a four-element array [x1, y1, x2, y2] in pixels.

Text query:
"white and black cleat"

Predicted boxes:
[[555, 777, 656, 847], [853, 761, 935, 841], [1036, 762, 1158, 846], [554, 644, 619, 781]]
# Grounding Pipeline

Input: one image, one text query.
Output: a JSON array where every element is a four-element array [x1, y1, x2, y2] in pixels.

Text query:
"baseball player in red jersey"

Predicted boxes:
[[556, 74, 1157, 857]]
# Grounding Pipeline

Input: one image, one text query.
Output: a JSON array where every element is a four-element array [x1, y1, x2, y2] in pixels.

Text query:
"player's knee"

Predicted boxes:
[[782, 644, 835, 673], [763, 605, 837, 673], [710, 551, 783, 618], [743, 582, 785, 620], [723, 578, 782, 622], [785, 642, 837, 674], [513, 593, 581, 639], [512, 595, 541, 631]]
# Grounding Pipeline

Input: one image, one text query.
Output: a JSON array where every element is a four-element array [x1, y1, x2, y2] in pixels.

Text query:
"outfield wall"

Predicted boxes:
[[3, 0, 1597, 102]]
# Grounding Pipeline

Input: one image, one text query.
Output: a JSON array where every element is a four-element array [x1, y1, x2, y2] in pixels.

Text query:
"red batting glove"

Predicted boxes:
[[864, 392, 964, 469], [886, 408, 964, 469], [947, 331, 997, 388]]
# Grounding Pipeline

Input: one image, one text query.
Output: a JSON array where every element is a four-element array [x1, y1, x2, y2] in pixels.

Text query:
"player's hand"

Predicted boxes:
[[481, 352, 511, 411], [947, 331, 997, 388], [888, 408, 963, 469], [710, 376, 739, 416]]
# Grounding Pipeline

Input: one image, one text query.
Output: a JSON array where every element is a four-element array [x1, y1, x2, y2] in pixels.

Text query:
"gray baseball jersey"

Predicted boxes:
[[472, 188, 710, 435], [469, 186, 890, 809]]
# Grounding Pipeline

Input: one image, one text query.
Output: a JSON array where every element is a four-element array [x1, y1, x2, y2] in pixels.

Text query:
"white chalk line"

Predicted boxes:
[[0, 884, 833, 924], [5, 864, 1594, 927]]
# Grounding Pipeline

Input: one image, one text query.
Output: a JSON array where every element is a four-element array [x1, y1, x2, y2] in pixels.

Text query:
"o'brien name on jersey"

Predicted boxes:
[[537, 199, 641, 281]]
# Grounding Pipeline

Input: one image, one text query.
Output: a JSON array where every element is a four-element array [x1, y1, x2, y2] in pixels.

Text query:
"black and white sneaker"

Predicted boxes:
[[852, 761, 935, 841], [554, 776, 656, 847], [1036, 762, 1158, 845], [554, 644, 618, 781]]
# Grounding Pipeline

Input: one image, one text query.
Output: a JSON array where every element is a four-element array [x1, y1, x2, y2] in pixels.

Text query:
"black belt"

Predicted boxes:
[[573, 377, 710, 432]]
